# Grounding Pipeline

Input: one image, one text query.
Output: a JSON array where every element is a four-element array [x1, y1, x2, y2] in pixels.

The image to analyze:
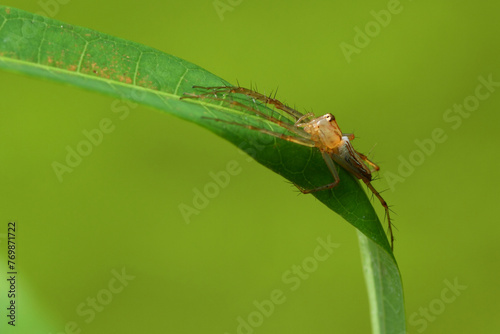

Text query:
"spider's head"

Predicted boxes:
[[300, 113, 343, 150]]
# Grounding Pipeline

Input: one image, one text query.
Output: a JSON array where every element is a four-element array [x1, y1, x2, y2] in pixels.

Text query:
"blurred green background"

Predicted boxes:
[[1, 0, 499, 333]]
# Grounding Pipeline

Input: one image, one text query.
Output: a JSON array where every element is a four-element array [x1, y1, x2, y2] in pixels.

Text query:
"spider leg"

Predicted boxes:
[[355, 151, 380, 172], [202, 118, 316, 147], [343, 133, 355, 140], [294, 151, 340, 194], [182, 93, 310, 139], [294, 113, 316, 126], [364, 181, 394, 251], [192, 85, 307, 121]]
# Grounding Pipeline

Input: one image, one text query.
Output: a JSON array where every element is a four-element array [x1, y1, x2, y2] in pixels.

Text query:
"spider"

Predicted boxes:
[[182, 85, 394, 250]]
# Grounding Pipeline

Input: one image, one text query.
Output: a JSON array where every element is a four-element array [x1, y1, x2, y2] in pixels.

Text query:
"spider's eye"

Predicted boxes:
[[326, 113, 335, 122]]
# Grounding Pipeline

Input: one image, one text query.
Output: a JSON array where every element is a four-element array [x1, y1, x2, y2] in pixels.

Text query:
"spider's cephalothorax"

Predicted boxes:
[[297, 113, 343, 150]]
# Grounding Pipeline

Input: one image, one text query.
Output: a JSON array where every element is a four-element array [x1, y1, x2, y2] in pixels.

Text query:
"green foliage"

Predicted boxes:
[[0, 6, 405, 333]]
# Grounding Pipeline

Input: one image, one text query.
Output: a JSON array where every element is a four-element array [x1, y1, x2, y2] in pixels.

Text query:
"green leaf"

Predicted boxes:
[[0, 6, 405, 333], [358, 231, 406, 334]]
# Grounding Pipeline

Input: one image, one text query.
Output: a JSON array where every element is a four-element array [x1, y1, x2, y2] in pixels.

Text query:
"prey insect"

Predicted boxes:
[[182, 86, 394, 250]]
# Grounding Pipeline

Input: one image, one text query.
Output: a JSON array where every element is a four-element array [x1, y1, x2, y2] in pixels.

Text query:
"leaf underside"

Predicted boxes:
[[0, 6, 405, 333]]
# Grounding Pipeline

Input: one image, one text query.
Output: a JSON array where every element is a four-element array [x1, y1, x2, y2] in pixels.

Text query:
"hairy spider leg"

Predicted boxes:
[[294, 112, 317, 126], [192, 86, 309, 122], [364, 181, 394, 250], [202, 118, 316, 147], [353, 147, 393, 249], [182, 93, 310, 138], [355, 151, 380, 172], [295, 151, 341, 194]]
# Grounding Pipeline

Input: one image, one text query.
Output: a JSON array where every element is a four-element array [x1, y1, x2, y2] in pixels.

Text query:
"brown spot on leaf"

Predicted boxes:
[[117, 75, 133, 84], [137, 76, 158, 91], [5, 7, 11, 14]]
